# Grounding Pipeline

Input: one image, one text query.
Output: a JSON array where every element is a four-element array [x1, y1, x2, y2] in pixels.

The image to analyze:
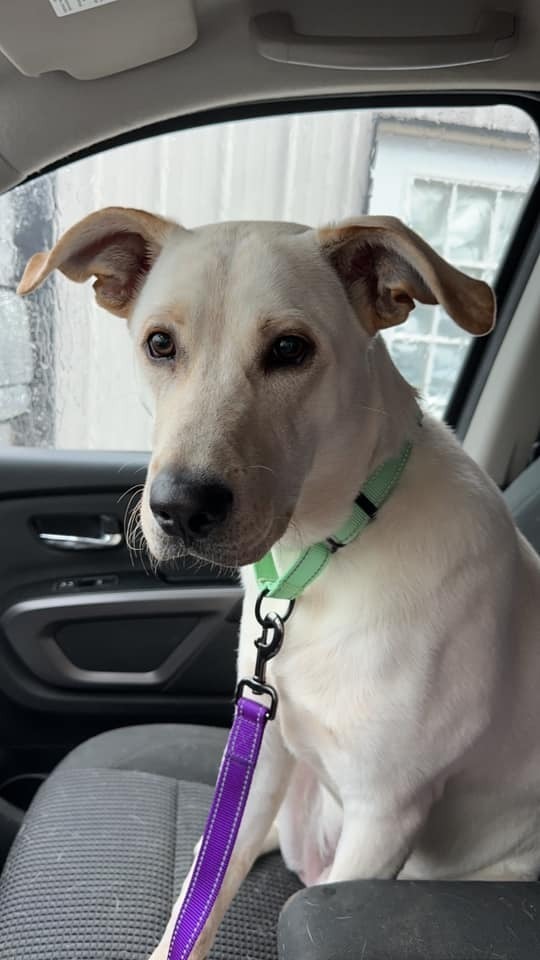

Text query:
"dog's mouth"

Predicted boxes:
[[139, 510, 293, 571]]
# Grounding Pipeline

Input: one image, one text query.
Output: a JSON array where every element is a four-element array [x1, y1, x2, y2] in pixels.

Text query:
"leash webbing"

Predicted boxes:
[[167, 696, 268, 960], [254, 437, 413, 600]]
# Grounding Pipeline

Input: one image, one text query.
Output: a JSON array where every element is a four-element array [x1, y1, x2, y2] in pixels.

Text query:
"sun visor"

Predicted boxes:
[[0, 0, 198, 80]]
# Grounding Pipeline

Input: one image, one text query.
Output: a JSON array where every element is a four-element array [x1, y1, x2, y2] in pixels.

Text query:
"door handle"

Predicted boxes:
[[250, 11, 516, 71], [38, 530, 123, 551], [35, 513, 123, 551]]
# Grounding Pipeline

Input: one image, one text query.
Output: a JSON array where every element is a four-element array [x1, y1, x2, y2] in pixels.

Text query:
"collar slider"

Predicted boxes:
[[355, 492, 378, 519]]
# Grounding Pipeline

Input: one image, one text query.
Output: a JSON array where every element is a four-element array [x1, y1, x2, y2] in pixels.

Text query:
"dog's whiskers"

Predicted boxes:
[[117, 483, 145, 505], [357, 401, 390, 418], [246, 463, 277, 478], [123, 492, 158, 579]]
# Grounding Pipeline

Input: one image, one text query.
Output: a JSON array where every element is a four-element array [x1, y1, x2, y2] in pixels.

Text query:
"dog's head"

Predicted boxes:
[[18, 208, 495, 567]]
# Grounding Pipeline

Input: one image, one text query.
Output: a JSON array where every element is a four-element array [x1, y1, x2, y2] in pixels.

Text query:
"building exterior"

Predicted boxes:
[[1, 105, 537, 449]]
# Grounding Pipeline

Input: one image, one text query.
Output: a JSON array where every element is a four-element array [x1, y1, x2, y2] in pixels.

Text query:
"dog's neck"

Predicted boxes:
[[276, 335, 421, 558], [366, 335, 421, 471]]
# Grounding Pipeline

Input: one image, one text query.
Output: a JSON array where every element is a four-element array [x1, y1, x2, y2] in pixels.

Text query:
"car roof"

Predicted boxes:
[[0, 0, 537, 191]]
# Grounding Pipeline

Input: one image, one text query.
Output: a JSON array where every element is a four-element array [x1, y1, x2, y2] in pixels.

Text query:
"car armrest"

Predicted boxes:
[[278, 880, 540, 959]]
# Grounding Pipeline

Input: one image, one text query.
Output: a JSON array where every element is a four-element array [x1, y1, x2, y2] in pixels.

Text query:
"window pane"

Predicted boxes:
[[1, 103, 538, 449], [369, 106, 538, 421], [405, 302, 437, 337], [493, 190, 523, 254], [387, 340, 430, 393], [408, 180, 452, 253], [429, 341, 470, 407], [447, 185, 494, 264]]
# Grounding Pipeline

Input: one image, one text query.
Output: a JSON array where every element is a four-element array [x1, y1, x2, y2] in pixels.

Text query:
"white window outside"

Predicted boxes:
[[0, 105, 537, 448]]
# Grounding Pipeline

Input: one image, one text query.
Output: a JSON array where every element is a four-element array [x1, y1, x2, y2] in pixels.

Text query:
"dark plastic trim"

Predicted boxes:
[[27, 90, 540, 181], [279, 879, 540, 959], [2, 586, 242, 689]]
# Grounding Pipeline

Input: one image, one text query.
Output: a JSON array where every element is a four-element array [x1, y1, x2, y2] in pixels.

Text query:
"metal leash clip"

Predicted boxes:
[[235, 591, 295, 720]]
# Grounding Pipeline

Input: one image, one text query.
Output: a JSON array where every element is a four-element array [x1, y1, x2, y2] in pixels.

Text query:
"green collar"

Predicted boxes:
[[254, 437, 413, 600]]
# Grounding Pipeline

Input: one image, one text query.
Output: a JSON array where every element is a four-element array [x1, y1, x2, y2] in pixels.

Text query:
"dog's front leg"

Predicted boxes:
[[327, 796, 430, 883], [147, 719, 293, 960]]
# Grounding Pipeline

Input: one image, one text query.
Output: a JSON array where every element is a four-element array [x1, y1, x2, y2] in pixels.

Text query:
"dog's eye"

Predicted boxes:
[[147, 331, 176, 360], [268, 335, 311, 368]]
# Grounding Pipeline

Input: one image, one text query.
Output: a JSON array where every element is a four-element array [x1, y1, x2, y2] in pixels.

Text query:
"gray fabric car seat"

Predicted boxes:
[[0, 724, 302, 959], [0, 455, 538, 959]]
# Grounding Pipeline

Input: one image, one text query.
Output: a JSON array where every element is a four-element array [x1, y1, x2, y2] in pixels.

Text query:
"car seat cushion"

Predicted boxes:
[[0, 766, 301, 959]]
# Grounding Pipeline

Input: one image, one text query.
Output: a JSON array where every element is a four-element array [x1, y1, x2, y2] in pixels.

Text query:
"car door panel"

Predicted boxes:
[[0, 449, 240, 788]]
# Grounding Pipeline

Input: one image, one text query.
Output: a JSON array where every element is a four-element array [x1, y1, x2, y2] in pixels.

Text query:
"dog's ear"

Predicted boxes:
[[17, 207, 177, 318], [318, 216, 496, 337]]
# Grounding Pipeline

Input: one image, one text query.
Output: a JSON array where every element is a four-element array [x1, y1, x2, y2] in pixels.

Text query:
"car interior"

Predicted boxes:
[[0, 1, 540, 957]]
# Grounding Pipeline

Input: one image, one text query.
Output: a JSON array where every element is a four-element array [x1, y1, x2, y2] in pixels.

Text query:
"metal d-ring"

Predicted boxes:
[[237, 590, 295, 721], [254, 589, 295, 627]]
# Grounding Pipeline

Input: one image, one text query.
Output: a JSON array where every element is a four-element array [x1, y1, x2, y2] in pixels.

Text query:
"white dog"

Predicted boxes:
[[19, 209, 540, 960]]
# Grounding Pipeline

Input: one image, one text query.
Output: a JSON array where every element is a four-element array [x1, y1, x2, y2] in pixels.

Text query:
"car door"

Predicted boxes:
[[0, 446, 242, 796], [0, 163, 243, 798], [0, 99, 538, 803]]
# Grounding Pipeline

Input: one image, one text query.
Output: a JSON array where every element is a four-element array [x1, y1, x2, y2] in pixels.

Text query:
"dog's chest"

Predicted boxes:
[[275, 680, 339, 782], [265, 605, 385, 789], [240, 556, 432, 788], [262, 577, 430, 787]]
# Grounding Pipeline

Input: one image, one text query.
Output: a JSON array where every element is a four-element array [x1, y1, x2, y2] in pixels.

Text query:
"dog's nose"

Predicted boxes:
[[149, 471, 233, 540]]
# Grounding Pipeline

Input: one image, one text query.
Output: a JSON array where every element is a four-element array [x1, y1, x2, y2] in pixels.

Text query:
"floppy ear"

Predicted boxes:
[[17, 206, 177, 318], [318, 216, 496, 337]]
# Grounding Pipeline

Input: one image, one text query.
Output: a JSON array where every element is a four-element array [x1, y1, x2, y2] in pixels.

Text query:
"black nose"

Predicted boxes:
[[149, 471, 233, 540]]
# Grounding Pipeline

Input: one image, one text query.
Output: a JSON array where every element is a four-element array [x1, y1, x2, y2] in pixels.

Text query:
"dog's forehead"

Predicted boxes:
[[138, 220, 315, 320]]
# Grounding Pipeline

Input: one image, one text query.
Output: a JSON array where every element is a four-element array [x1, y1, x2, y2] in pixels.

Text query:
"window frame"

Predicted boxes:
[[18, 90, 540, 435]]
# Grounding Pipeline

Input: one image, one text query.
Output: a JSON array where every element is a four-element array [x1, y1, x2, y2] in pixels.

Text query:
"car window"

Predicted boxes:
[[1, 104, 538, 449]]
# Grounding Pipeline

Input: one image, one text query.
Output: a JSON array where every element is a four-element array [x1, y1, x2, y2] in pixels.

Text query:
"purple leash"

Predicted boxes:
[[167, 596, 294, 960]]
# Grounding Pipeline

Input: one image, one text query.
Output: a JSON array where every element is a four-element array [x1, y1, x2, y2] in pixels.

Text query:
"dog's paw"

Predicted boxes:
[[187, 938, 210, 960], [146, 915, 212, 960]]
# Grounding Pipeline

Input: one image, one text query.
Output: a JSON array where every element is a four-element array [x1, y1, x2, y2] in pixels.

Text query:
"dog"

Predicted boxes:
[[19, 208, 540, 960]]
